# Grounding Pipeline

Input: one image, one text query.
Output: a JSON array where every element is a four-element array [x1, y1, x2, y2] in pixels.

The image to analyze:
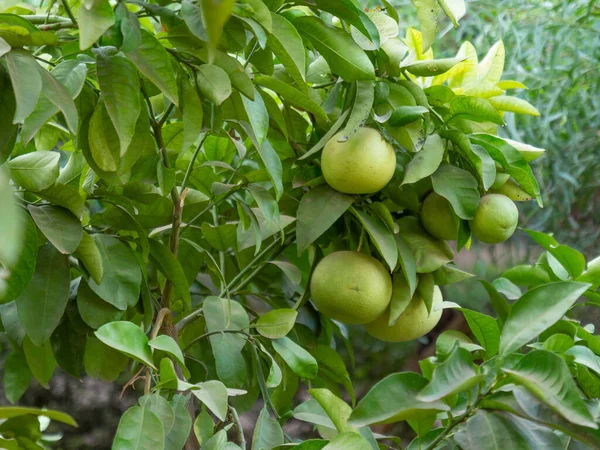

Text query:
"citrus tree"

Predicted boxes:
[[1, 0, 600, 449]]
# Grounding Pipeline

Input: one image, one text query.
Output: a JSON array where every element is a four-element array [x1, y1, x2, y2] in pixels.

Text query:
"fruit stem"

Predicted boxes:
[[356, 226, 365, 252]]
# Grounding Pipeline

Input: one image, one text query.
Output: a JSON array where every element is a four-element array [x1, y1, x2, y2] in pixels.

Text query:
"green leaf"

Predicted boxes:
[[51, 319, 86, 378], [499, 282, 591, 356], [112, 406, 165, 450], [148, 335, 186, 369], [2, 211, 37, 303], [504, 350, 597, 428], [87, 234, 141, 310], [37, 66, 79, 135], [203, 297, 249, 387], [95, 47, 142, 154], [138, 394, 175, 437], [8, 151, 59, 192], [438, 0, 466, 26], [341, 81, 374, 139], [404, 58, 462, 77], [75, 232, 104, 285], [250, 408, 282, 450], [84, 336, 128, 382], [397, 216, 454, 273], [28, 205, 82, 254], [351, 207, 397, 271], [0, 406, 77, 427], [193, 408, 214, 444], [402, 133, 445, 185], [311, 345, 355, 404], [78, 0, 115, 50], [432, 264, 474, 286], [77, 280, 123, 329], [388, 105, 429, 127], [524, 229, 586, 278], [322, 432, 371, 450], [436, 330, 483, 355], [296, 185, 354, 254], [257, 140, 284, 200], [489, 96, 539, 116], [565, 346, 600, 377], [201, 0, 235, 64], [349, 372, 449, 427], [414, 0, 439, 52], [242, 87, 269, 147], [351, 10, 397, 51], [3, 350, 31, 404], [116, 2, 142, 52], [293, 399, 335, 428], [388, 272, 413, 326], [256, 309, 298, 339], [16, 243, 70, 346], [308, 388, 354, 433], [431, 164, 480, 220], [272, 337, 318, 379], [254, 75, 329, 124], [95, 321, 156, 369], [470, 134, 541, 207], [294, 16, 375, 82], [460, 309, 500, 358], [480, 280, 509, 326], [87, 101, 121, 172], [149, 239, 191, 310], [0, 69, 18, 164], [441, 130, 496, 190], [267, 261, 302, 286], [179, 77, 204, 152], [502, 264, 551, 287], [4, 50, 42, 123], [0, 170, 22, 268], [450, 96, 504, 124], [23, 336, 56, 388], [165, 396, 192, 450], [22, 60, 87, 144], [454, 411, 533, 450], [125, 30, 179, 105], [417, 343, 483, 401], [192, 380, 228, 422], [257, 342, 282, 388], [203, 429, 227, 450], [196, 64, 232, 106], [268, 13, 306, 89]]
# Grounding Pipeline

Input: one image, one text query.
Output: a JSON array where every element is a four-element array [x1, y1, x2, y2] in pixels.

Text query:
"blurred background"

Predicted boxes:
[[1, 0, 599, 447]]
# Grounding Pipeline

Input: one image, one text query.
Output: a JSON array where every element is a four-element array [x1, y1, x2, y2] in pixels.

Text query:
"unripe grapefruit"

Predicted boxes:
[[420, 192, 458, 241], [364, 286, 443, 342], [310, 251, 392, 325], [470, 194, 519, 244], [321, 127, 396, 194]]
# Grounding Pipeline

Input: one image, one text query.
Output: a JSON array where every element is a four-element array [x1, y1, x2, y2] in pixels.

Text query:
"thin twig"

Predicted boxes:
[[243, 41, 259, 69], [229, 406, 246, 449], [181, 133, 208, 193], [60, 0, 78, 26]]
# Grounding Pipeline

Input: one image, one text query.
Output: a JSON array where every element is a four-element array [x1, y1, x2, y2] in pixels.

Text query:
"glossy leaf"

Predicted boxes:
[[149, 239, 191, 309], [78, 0, 115, 50], [8, 150, 59, 191], [431, 164, 480, 220], [342, 81, 375, 139], [504, 350, 597, 428], [75, 232, 104, 285], [28, 205, 82, 254], [322, 432, 371, 450], [2, 212, 38, 303], [95, 47, 141, 154], [3, 351, 31, 404], [351, 207, 398, 271], [16, 243, 70, 346], [252, 407, 284, 450], [138, 394, 175, 437], [294, 16, 375, 82], [4, 49, 42, 123], [192, 380, 228, 422], [125, 30, 179, 105], [77, 280, 124, 329], [417, 344, 483, 401], [499, 282, 591, 356], [296, 185, 354, 254], [256, 308, 298, 339], [402, 133, 445, 185], [95, 321, 156, 369], [87, 235, 142, 311], [203, 297, 249, 387], [268, 13, 306, 89], [349, 372, 449, 427], [148, 335, 186, 369], [201, 0, 235, 63], [308, 388, 354, 433], [113, 406, 165, 450], [23, 336, 57, 388], [196, 64, 232, 106], [272, 337, 318, 379]]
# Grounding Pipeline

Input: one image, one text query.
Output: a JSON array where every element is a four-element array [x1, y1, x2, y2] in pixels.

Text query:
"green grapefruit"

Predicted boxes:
[[310, 251, 392, 325], [470, 194, 519, 244], [420, 192, 458, 241], [364, 286, 443, 342], [321, 127, 396, 194]]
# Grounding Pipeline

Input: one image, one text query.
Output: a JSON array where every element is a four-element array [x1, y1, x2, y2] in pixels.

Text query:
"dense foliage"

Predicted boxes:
[[0, 0, 599, 449]]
